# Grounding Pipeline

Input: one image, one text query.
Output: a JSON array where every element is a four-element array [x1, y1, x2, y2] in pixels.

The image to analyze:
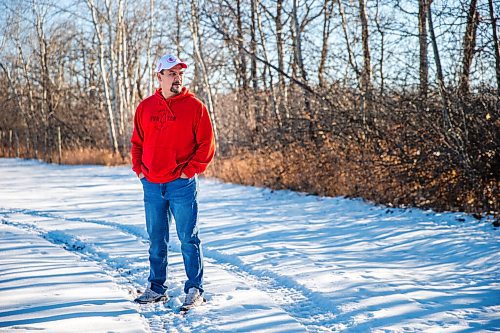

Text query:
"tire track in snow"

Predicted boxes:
[[202, 247, 337, 331], [0, 211, 194, 333], [0, 208, 148, 239], [0, 214, 150, 298], [1, 208, 335, 332]]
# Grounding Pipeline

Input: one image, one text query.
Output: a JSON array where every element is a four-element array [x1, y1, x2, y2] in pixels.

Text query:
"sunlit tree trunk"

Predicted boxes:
[[359, 0, 372, 93], [275, 0, 289, 119], [488, 0, 500, 92], [319, 0, 334, 88], [250, 0, 258, 92], [458, 0, 479, 95], [257, 0, 281, 128], [374, 0, 385, 95], [427, 1, 450, 125], [87, 0, 119, 154], [338, 0, 360, 84], [419, 0, 428, 98], [33, 1, 55, 160], [292, 0, 310, 115], [190, 0, 219, 149], [146, 0, 154, 95], [358, 0, 371, 129]]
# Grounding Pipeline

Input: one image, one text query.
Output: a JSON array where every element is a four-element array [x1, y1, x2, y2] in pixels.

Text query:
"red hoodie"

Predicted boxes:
[[131, 87, 215, 183]]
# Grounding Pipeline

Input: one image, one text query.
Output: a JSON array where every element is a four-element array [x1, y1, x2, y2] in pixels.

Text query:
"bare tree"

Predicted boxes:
[[0, 0, 496, 216]]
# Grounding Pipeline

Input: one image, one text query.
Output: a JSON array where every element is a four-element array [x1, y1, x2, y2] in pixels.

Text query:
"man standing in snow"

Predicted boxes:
[[131, 54, 215, 309]]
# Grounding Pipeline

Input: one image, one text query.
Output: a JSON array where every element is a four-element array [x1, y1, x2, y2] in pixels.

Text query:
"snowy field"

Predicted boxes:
[[0, 158, 498, 333]]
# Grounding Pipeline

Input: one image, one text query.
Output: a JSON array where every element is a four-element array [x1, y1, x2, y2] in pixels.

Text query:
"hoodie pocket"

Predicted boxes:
[[143, 146, 178, 173]]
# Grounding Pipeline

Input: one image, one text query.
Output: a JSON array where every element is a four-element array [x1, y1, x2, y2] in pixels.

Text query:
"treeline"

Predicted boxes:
[[0, 0, 498, 217]]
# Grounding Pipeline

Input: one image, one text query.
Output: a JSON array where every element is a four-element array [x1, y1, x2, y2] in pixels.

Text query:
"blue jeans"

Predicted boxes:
[[141, 176, 203, 295]]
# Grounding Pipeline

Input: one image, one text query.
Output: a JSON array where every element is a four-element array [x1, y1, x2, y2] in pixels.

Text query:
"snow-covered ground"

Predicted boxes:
[[0, 158, 498, 333]]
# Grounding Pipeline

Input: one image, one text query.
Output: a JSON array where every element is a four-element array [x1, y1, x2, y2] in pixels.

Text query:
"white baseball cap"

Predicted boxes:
[[156, 54, 187, 72]]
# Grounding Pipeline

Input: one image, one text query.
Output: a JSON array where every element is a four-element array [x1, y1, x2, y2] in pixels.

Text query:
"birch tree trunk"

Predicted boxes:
[[250, 0, 261, 134], [291, 0, 311, 116], [419, 0, 429, 98], [15, 42, 37, 154], [338, 0, 360, 83], [146, 0, 154, 95], [358, 0, 371, 128], [33, 1, 55, 160], [488, 0, 500, 92], [374, 0, 385, 95], [236, 0, 247, 93], [234, 0, 249, 124], [292, 0, 308, 85], [275, 0, 289, 119], [104, 0, 119, 139], [116, 0, 125, 141], [250, 0, 258, 91], [117, 0, 132, 156], [458, 0, 479, 95], [87, 0, 119, 154], [121, 0, 131, 124], [175, 0, 182, 56], [428, 2, 451, 129], [318, 0, 334, 88], [257, 0, 281, 128], [359, 0, 372, 93], [190, 0, 219, 149]]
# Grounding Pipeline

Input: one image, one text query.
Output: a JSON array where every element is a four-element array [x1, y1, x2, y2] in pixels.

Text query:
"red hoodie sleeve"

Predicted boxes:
[[130, 103, 144, 177], [182, 104, 216, 178]]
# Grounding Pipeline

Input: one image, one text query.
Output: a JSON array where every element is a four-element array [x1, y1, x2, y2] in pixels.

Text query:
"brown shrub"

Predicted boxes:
[[208, 140, 498, 217]]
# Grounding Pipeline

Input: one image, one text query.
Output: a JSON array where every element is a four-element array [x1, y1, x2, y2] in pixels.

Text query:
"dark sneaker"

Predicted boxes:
[[134, 288, 167, 304]]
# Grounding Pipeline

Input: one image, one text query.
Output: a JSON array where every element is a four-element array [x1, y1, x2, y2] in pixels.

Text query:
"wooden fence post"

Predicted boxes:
[[34, 133, 38, 160], [9, 130, 13, 157], [26, 130, 30, 158], [57, 126, 62, 164], [14, 131, 19, 157]]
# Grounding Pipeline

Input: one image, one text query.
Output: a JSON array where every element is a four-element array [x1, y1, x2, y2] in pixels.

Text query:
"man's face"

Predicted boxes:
[[158, 64, 184, 96]]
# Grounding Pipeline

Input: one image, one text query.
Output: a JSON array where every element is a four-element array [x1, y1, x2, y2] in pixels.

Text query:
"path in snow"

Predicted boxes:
[[0, 210, 307, 333], [0, 158, 498, 332], [0, 223, 148, 333]]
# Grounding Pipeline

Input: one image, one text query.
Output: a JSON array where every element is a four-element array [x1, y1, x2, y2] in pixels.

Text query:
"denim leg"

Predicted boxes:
[[167, 177, 204, 294], [142, 178, 170, 295]]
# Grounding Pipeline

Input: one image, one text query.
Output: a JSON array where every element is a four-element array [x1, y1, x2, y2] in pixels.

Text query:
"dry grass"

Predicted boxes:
[[60, 148, 130, 166], [0, 147, 130, 166]]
